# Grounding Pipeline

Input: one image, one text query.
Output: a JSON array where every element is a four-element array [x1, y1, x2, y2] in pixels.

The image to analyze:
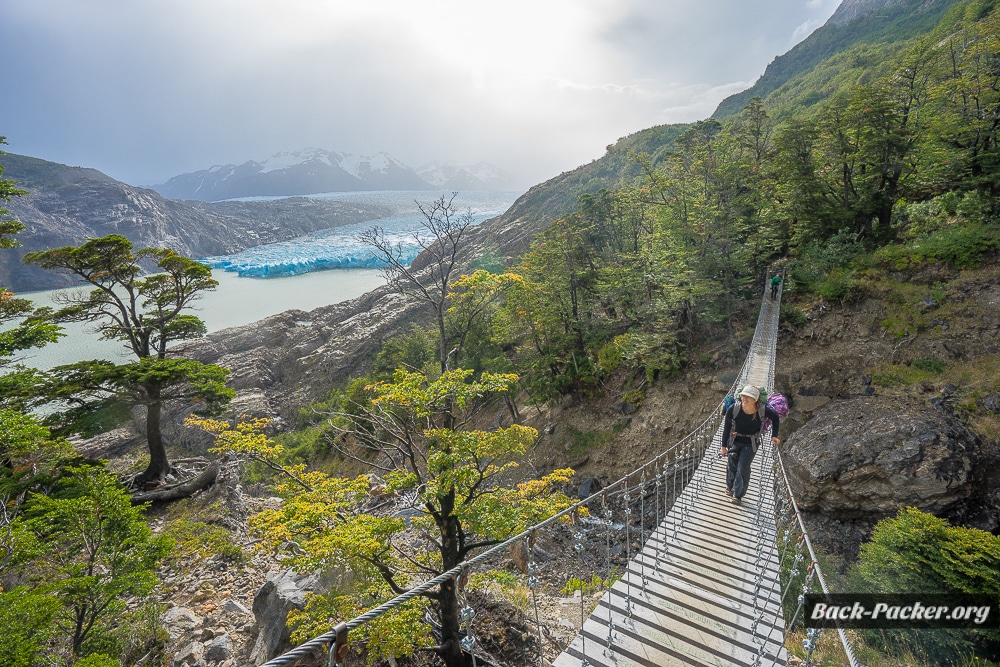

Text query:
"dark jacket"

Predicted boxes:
[[722, 402, 780, 451]]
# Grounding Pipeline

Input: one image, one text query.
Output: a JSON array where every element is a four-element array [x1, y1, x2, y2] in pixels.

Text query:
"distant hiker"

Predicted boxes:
[[770, 273, 782, 299], [721, 385, 781, 505]]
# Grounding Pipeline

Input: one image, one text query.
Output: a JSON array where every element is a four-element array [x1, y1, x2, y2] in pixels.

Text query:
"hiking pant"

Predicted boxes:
[[770, 284, 779, 299], [726, 443, 756, 499]]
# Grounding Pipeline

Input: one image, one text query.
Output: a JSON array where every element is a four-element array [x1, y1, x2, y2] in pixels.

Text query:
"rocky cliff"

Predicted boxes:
[[0, 154, 390, 292]]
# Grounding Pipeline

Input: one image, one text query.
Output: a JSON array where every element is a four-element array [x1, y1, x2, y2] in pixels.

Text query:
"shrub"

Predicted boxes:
[[913, 358, 945, 374], [816, 267, 861, 301], [0, 587, 60, 667], [874, 221, 1000, 270], [850, 508, 1000, 663], [779, 304, 808, 327], [73, 656, 121, 667], [596, 336, 627, 374]]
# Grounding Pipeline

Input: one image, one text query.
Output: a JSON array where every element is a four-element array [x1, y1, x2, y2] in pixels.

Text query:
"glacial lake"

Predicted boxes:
[[15, 268, 388, 370], [10, 189, 521, 370]]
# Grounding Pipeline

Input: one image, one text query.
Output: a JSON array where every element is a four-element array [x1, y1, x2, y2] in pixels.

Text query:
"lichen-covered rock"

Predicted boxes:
[[163, 607, 203, 640], [173, 640, 205, 667], [784, 396, 978, 518]]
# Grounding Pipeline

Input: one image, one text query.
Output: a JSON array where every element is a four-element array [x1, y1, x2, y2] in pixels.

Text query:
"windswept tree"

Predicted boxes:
[[194, 369, 575, 667], [23, 235, 233, 483], [360, 193, 476, 373]]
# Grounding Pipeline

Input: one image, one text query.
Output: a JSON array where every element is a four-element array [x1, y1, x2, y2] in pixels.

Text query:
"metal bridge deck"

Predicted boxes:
[[553, 296, 786, 667]]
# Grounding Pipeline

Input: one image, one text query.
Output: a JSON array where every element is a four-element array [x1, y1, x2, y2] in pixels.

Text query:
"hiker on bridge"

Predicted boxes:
[[721, 385, 781, 505], [770, 272, 783, 299]]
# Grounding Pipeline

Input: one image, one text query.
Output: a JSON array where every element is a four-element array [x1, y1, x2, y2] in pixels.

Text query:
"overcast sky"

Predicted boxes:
[[1, 0, 841, 190]]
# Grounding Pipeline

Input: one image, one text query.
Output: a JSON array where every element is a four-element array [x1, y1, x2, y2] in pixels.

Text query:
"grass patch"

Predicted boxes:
[[566, 427, 612, 457], [913, 358, 945, 374], [560, 570, 619, 595], [871, 360, 946, 388], [869, 351, 1000, 444], [469, 570, 531, 610], [160, 498, 247, 565]]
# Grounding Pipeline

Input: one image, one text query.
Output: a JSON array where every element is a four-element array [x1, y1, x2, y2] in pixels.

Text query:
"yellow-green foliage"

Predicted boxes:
[[289, 586, 432, 666], [872, 509, 998, 607], [560, 571, 619, 596], [236, 368, 579, 661]]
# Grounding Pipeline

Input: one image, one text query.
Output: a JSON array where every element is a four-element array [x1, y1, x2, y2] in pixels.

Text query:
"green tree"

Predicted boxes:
[[0, 410, 73, 573], [0, 136, 61, 366], [500, 214, 603, 400], [22, 467, 171, 659], [444, 269, 523, 377], [23, 235, 233, 482], [0, 587, 62, 667], [928, 9, 1000, 203], [197, 369, 575, 667]]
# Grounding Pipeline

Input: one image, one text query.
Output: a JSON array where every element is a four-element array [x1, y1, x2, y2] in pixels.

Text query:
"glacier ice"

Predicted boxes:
[[200, 191, 515, 278]]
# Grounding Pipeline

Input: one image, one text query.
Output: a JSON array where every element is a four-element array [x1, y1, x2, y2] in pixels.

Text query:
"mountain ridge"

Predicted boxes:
[[0, 153, 391, 292], [151, 149, 516, 202], [712, 0, 963, 117]]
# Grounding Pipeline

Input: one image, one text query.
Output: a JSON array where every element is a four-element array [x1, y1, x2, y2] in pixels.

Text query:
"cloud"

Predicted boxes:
[[0, 0, 840, 189]]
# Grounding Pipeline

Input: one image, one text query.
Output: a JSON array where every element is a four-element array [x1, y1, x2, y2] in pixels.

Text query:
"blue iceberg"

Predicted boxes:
[[201, 207, 499, 278]]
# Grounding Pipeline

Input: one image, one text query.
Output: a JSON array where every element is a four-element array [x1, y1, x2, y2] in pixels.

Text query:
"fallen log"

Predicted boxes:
[[131, 461, 219, 504]]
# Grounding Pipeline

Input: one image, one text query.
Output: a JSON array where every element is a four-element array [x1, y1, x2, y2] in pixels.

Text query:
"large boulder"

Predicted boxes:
[[781, 394, 1000, 561], [248, 569, 324, 665], [784, 395, 978, 518]]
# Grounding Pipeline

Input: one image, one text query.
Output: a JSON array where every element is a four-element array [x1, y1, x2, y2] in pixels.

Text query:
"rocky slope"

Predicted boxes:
[[0, 153, 390, 292]]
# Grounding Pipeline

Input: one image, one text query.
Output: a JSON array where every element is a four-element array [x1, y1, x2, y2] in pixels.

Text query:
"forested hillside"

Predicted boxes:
[[713, 0, 964, 117], [3, 0, 1000, 665], [470, 0, 1000, 407]]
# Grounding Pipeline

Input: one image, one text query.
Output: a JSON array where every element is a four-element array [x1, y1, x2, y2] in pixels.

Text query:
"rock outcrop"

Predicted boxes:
[[173, 285, 432, 429], [248, 569, 326, 665], [783, 394, 998, 558]]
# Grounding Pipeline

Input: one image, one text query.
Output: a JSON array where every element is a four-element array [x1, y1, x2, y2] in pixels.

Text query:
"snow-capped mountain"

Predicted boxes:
[[414, 161, 514, 191], [152, 149, 513, 202]]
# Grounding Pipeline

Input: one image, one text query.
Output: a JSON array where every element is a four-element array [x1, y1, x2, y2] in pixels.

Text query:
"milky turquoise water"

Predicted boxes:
[[13, 268, 387, 370]]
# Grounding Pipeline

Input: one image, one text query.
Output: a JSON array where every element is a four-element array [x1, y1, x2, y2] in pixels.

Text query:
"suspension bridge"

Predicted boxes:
[[262, 278, 861, 667]]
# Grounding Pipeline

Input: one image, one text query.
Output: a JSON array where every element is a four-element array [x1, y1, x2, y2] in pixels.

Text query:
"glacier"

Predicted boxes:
[[200, 191, 515, 278]]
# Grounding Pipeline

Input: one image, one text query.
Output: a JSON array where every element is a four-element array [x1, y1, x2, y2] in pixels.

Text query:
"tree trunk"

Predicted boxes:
[[139, 383, 170, 484], [438, 491, 467, 667]]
